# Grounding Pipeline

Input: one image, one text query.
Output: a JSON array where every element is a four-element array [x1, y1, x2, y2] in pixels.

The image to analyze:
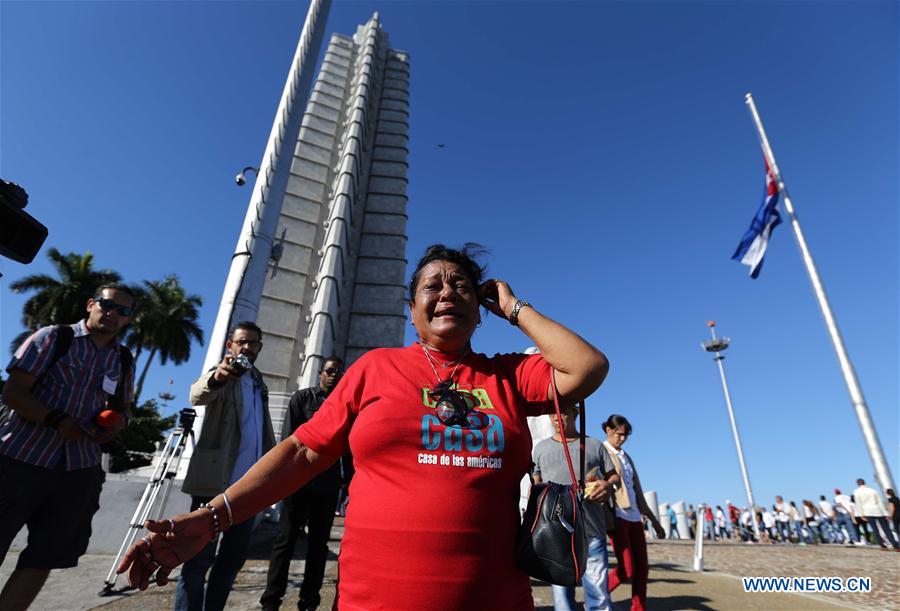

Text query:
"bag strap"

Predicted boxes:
[[550, 371, 585, 494], [579, 398, 585, 489], [29, 325, 75, 391]]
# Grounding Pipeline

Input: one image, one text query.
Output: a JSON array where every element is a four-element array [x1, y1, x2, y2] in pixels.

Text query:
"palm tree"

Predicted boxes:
[[128, 275, 204, 402], [9, 248, 121, 353]]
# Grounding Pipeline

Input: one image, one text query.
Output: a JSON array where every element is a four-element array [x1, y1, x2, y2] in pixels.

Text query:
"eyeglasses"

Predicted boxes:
[[232, 339, 261, 348], [429, 379, 485, 429], [94, 297, 133, 317], [322, 367, 342, 375]]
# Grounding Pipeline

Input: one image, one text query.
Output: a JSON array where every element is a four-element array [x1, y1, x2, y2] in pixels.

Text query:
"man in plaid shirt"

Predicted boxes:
[[0, 283, 136, 609]]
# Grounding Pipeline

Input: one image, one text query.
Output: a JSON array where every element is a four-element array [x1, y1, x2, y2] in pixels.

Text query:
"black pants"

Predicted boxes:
[[260, 486, 339, 610]]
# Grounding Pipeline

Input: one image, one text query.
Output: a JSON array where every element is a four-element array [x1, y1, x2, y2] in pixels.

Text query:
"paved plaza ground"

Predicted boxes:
[[3, 519, 897, 610]]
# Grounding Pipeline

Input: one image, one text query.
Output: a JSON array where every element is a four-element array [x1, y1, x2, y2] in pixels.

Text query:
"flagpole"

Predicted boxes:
[[744, 92, 895, 493]]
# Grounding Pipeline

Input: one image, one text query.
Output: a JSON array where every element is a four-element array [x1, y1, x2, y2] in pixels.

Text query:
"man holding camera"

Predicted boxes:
[[0, 283, 135, 610], [176, 321, 275, 611]]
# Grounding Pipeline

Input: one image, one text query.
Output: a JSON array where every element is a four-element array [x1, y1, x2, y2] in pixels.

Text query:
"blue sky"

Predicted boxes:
[[2, 1, 897, 510]]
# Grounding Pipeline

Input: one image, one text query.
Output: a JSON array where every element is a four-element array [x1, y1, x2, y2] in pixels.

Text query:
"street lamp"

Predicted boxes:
[[701, 321, 761, 541], [234, 166, 259, 186], [158, 379, 176, 410]]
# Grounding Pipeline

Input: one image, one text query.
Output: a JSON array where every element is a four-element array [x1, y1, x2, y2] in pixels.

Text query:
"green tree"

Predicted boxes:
[[110, 399, 177, 473], [127, 275, 203, 402], [8, 248, 121, 353]]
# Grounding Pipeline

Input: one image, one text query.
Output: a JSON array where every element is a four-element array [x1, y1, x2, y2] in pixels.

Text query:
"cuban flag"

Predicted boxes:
[[732, 162, 782, 278]]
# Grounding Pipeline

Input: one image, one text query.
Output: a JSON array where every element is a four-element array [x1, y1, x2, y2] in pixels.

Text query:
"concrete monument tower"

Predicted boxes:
[[252, 14, 410, 433]]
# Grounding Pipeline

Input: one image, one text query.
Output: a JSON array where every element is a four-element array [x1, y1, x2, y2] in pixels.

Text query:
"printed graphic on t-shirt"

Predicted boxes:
[[417, 383, 505, 470]]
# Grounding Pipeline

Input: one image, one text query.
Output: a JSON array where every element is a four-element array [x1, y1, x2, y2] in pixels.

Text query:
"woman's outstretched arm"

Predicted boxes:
[[117, 436, 332, 590]]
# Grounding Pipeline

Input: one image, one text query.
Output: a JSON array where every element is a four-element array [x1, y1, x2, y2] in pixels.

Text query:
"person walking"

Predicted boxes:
[[260, 356, 346, 611], [667, 506, 679, 539], [715, 506, 728, 542], [774, 496, 792, 543], [0, 284, 136, 611], [833, 489, 862, 545], [175, 321, 276, 611], [817, 495, 840, 543], [727, 501, 740, 539], [802, 500, 825, 544], [738, 508, 754, 542], [789, 501, 808, 544], [852, 479, 900, 551], [886, 489, 900, 537], [704, 505, 716, 540], [533, 403, 616, 611], [603, 414, 666, 611], [762, 507, 777, 542]]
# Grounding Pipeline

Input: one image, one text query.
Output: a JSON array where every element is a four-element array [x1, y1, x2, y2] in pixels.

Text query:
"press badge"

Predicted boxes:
[[102, 375, 118, 394]]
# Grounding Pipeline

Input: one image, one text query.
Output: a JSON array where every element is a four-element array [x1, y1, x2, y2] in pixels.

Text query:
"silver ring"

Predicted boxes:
[[169, 519, 176, 533], [141, 536, 151, 546]]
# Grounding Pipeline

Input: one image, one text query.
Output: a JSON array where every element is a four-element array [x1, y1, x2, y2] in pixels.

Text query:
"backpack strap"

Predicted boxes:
[[29, 325, 75, 390], [48, 325, 75, 372]]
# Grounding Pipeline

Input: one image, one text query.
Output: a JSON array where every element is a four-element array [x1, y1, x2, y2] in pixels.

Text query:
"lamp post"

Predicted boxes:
[[701, 321, 760, 541]]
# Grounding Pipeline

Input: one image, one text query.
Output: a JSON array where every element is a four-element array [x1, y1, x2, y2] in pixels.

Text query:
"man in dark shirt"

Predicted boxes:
[[260, 356, 346, 611]]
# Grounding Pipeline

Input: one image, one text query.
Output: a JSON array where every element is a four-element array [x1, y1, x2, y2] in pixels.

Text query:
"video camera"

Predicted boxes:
[[0, 180, 47, 264]]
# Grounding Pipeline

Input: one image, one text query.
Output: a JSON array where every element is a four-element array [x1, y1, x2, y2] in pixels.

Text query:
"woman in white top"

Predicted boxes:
[[602, 414, 665, 611], [715, 506, 728, 540]]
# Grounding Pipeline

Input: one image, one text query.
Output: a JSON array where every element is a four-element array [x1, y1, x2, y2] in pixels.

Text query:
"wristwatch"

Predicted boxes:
[[508, 300, 531, 326]]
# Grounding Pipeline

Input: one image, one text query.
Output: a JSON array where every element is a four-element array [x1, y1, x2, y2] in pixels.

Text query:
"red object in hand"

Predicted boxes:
[[95, 409, 124, 428]]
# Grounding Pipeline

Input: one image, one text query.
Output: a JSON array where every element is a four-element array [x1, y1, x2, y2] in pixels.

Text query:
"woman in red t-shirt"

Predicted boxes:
[[118, 243, 609, 610]]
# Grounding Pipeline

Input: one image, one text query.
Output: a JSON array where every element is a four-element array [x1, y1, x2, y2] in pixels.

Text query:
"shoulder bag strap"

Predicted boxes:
[[550, 370, 581, 494], [579, 399, 586, 490]]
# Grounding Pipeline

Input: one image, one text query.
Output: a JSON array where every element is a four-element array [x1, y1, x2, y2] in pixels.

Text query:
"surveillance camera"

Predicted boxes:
[[235, 173, 246, 186]]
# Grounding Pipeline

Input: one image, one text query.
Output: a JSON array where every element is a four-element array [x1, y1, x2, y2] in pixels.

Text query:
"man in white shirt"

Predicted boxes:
[[817, 495, 840, 543], [833, 488, 862, 544], [762, 508, 777, 541], [739, 509, 754, 542], [774, 496, 792, 543], [852, 479, 899, 550]]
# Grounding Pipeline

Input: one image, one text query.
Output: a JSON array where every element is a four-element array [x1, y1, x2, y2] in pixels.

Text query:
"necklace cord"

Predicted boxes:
[[421, 344, 469, 386]]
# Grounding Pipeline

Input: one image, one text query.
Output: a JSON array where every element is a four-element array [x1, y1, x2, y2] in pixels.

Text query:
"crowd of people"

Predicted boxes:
[[673, 486, 900, 550], [2, 243, 611, 611]]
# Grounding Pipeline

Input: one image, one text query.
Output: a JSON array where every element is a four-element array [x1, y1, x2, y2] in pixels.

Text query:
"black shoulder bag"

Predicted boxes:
[[516, 373, 587, 587]]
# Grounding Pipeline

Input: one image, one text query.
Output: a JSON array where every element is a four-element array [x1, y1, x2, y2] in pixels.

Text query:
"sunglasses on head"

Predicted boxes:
[[429, 379, 485, 429], [94, 297, 133, 317]]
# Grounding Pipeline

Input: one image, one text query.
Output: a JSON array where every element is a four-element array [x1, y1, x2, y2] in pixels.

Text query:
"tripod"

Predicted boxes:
[[100, 408, 196, 595]]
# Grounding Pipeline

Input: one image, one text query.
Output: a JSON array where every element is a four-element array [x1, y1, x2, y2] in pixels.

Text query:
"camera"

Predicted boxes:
[[230, 353, 252, 376], [179, 408, 197, 433], [235, 173, 246, 186]]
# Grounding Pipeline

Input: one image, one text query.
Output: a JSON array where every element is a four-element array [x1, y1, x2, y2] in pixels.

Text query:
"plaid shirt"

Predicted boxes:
[[1, 320, 135, 470]]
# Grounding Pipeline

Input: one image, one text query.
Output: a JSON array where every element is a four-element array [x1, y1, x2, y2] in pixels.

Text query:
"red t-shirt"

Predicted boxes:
[[295, 344, 553, 611]]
